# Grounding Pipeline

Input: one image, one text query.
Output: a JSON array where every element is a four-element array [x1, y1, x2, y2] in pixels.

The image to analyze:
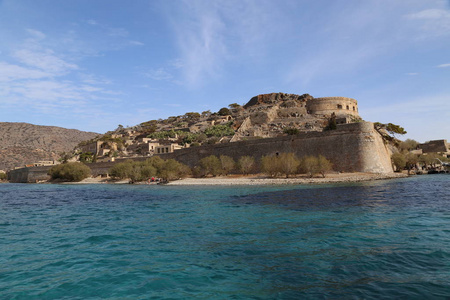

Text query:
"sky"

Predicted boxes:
[[0, 0, 449, 142]]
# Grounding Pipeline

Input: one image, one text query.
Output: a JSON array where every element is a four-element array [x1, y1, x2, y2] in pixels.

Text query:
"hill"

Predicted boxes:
[[72, 93, 362, 161], [0, 122, 99, 171]]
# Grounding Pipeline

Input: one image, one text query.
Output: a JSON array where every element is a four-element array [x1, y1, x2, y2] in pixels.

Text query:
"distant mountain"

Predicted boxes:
[[0, 122, 99, 171]]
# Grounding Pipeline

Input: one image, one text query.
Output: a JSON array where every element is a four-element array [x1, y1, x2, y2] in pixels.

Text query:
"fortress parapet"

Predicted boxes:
[[307, 97, 359, 117]]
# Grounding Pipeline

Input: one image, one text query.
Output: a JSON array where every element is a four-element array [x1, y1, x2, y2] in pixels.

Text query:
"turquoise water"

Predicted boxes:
[[1, 175, 449, 299]]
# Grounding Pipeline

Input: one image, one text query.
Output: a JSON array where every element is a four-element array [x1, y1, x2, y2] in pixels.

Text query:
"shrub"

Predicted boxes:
[[283, 128, 300, 135], [48, 163, 91, 182], [261, 155, 280, 177], [219, 155, 235, 175], [198, 155, 222, 177], [298, 155, 332, 178], [278, 153, 300, 178], [238, 156, 255, 175], [391, 152, 406, 172], [316, 155, 332, 178], [0, 172, 7, 180], [299, 156, 319, 178], [218, 107, 231, 116]]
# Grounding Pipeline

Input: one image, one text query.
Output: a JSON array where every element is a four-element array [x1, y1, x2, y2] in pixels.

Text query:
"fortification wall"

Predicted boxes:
[[8, 121, 393, 182], [307, 97, 359, 117], [160, 122, 392, 173], [8, 166, 51, 183]]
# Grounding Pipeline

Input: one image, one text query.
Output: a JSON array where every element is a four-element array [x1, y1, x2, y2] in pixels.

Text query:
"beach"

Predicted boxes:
[[166, 172, 409, 185]]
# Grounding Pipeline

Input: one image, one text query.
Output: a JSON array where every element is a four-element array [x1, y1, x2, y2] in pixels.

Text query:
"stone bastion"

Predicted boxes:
[[307, 97, 359, 117]]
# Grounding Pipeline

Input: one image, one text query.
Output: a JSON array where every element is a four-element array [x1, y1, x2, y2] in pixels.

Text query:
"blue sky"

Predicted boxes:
[[0, 0, 449, 142]]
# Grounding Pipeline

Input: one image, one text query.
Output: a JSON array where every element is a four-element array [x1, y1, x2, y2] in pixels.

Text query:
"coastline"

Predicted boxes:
[[165, 172, 409, 186]]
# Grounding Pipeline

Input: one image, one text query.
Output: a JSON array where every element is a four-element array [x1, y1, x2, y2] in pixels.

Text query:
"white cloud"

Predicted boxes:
[[129, 40, 144, 46], [25, 29, 46, 40], [13, 49, 78, 74], [437, 63, 450, 68], [0, 61, 50, 82], [145, 68, 173, 81]]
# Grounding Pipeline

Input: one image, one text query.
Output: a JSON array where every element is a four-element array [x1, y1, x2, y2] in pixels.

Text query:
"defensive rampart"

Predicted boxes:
[[8, 122, 393, 182], [159, 122, 392, 173]]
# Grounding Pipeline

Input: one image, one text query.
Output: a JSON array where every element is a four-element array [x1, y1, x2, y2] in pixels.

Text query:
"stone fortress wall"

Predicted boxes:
[[160, 121, 392, 174], [8, 121, 393, 182], [307, 97, 359, 117]]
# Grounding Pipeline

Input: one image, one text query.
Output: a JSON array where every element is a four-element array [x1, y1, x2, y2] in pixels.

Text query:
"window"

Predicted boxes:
[[346, 105, 349, 110], [337, 104, 342, 109]]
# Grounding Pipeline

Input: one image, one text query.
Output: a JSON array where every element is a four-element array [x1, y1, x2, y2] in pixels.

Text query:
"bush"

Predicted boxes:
[[198, 155, 222, 177], [261, 155, 280, 177], [298, 155, 332, 178], [0, 172, 7, 180], [278, 153, 300, 178], [238, 156, 255, 175], [219, 155, 235, 175], [109, 157, 190, 183], [48, 163, 91, 182], [218, 107, 231, 116]]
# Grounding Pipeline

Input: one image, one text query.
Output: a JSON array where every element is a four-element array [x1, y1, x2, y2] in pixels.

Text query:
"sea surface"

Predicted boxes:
[[1, 175, 449, 299]]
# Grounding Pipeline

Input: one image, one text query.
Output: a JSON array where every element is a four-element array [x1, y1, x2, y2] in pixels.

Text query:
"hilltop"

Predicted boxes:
[[0, 122, 98, 171]]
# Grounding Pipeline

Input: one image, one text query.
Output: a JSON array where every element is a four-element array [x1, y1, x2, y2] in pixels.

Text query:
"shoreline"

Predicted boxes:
[[165, 172, 409, 186]]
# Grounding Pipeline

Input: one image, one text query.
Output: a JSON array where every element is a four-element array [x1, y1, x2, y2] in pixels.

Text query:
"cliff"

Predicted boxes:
[[0, 122, 98, 171]]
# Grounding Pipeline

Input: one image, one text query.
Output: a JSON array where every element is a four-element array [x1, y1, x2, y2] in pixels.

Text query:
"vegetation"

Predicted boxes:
[[324, 113, 337, 131], [262, 153, 333, 178], [299, 155, 333, 178], [204, 123, 235, 138], [198, 155, 222, 177], [218, 107, 232, 116], [109, 156, 190, 183], [219, 155, 235, 175], [374, 122, 407, 143], [0, 172, 7, 180], [399, 139, 419, 151], [283, 128, 300, 135], [48, 163, 91, 182], [238, 156, 255, 175]]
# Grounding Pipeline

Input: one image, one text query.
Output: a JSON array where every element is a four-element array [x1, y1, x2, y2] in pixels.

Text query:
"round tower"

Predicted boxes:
[[306, 97, 359, 117]]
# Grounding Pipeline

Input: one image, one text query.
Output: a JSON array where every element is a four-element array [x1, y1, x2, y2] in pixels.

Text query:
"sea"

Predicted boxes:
[[1, 175, 449, 299]]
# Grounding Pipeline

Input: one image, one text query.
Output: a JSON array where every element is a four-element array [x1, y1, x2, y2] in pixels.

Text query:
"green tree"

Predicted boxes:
[[198, 155, 222, 177], [0, 172, 7, 180], [391, 152, 406, 172], [218, 107, 231, 116], [79, 152, 94, 163], [405, 152, 419, 174], [48, 163, 91, 182], [219, 155, 235, 175], [238, 156, 255, 175], [399, 139, 419, 151]]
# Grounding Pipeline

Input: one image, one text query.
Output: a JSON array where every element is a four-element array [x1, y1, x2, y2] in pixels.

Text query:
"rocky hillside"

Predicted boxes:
[[0, 122, 99, 171]]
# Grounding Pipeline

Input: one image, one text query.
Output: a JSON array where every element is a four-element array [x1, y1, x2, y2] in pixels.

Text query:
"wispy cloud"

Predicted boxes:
[[437, 63, 450, 68], [145, 68, 173, 81], [165, 0, 281, 88], [0, 28, 122, 126]]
